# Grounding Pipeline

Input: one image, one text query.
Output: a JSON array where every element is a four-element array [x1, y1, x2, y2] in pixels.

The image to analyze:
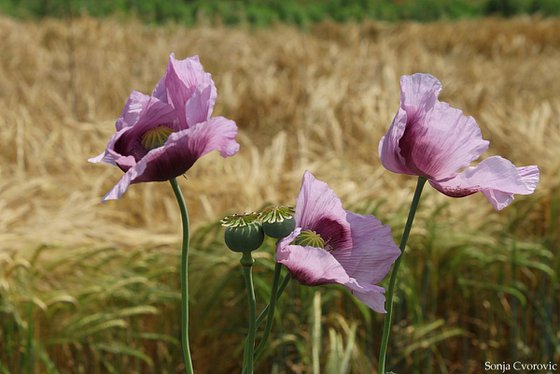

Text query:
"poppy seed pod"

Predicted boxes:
[[222, 213, 264, 253], [259, 206, 296, 239], [262, 218, 296, 239]]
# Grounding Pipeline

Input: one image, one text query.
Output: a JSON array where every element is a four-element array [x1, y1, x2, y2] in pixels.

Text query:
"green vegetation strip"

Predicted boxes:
[[3, 0, 560, 25]]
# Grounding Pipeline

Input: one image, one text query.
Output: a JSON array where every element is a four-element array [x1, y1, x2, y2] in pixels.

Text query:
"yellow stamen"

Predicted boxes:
[[141, 126, 174, 150]]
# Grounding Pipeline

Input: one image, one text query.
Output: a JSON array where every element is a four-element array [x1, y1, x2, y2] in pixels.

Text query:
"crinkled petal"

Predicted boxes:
[[295, 171, 352, 251], [379, 108, 417, 175], [276, 243, 351, 286], [346, 282, 387, 313], [178, 116, 238, 158], [88, 151, 106, 164], [185, 85, 214, 127], [333, 212, 400, 285], [160, 53, 217, 128], [152, 71, 168, 103], [399, 73, 442, 122], [102, 158, 147, 202], [430, 156, 540, 210], [89, 127, 133, 166], [399, 101, 489, 180], [379, 74, 443, 176], [380, 73, 489, 180], [115, 91, 151, 131]]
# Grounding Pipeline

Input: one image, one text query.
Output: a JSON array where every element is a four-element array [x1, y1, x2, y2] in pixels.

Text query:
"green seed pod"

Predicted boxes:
[[224, 223, 264, 253], [262, 216, 296, 239], [258, 206, 296, 239]]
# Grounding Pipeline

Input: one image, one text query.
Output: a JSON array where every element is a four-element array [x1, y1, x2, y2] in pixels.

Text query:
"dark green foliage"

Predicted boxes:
[[2, 0, 560, 25], [1, 195, 557, 373]]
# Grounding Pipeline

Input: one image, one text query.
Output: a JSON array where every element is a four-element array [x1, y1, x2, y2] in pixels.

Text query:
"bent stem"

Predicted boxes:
[[242, 270, 291, 372], [254, 263, 283, 360], [170, 178, 194, 374], [256, 272, 291, 326], [241, 252, 257, 374], [378, 176, 427, 374]]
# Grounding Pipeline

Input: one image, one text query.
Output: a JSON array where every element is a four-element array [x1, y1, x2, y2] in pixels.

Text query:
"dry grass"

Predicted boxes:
[[0, 14, 559, 373], [1, 16, 558, 249]]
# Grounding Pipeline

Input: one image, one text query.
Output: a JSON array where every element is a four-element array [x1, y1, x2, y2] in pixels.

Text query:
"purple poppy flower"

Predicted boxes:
[[276, 171, 400, 313], [90, 54, 239, 201], [379, 73, 539, 210]]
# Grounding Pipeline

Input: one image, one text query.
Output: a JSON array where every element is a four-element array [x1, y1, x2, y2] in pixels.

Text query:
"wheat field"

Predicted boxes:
[[0, 14, 558, 373]]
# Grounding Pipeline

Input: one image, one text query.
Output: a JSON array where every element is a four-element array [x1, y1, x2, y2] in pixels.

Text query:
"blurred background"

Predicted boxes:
[[0, 1, 558, 373]]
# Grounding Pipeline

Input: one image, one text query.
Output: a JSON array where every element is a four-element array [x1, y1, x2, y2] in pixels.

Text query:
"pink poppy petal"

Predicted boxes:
[[164, 54, 217, 128], [333, 212, 400, 285], [379, 74, 444, 176], [185, 85, 214, 127], [101, 143, 172, 201], [88, 151, 106, 164], [180, 116, 239, 158], [346, 282, 387, 313], [276, 244, 351, 286], [430, 156, 540, 210], [134, 97, 178, 131], [132, 116, 239, 183], [152, 54, 204, 103], [399, 73, 442, 122], [152, 72, 168, 103], [115, 91, 151, 131], [102, 159, 148, 202], [399, 101, 489, 180], [295, 172, 352, 251], [379, 108, 417, 175], [351, 285, 387, 313], [115, 155, 136, 171], [89, 127, 133, 166], [277, 227, 301, 249]]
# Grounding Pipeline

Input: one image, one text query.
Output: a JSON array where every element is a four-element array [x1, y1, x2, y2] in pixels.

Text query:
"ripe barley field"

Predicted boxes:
[[0, 14, 558, 373]]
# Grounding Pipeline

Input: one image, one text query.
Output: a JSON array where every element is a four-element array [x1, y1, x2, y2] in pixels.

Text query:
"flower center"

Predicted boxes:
[[141, 126, 174, 150], [293, 230, 325, 249]]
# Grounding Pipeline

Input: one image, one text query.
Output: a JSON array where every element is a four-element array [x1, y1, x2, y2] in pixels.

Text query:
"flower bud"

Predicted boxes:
[[221, 213, 264, 253], [259, 206, 296, 239]]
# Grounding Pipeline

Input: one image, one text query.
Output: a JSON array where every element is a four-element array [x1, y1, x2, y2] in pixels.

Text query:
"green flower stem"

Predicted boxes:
[[242, 270, 291, 373], [256, 272, 291, 326], [253, 263, 282, 360], [378, 176, 427, 374], [26, 302, 34, 374], [170, 178, 194, 374], [241, 251, 257, 374]]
